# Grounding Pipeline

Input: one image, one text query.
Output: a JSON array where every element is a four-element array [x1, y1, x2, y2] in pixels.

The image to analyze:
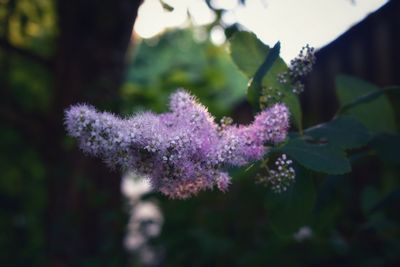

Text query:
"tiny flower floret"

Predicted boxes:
[[65, 90, 290, 199]]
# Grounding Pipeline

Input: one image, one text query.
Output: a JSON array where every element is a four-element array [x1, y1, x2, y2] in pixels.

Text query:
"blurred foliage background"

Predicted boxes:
[[1, 0, 400, 267], [121, 29, 247, 117]]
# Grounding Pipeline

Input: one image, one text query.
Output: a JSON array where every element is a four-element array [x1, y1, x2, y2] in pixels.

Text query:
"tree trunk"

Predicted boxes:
[[44, 1, 142, 266]]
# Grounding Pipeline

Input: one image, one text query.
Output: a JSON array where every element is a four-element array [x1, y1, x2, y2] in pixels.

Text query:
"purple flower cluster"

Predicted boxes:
[[65, 90, 290, 199]]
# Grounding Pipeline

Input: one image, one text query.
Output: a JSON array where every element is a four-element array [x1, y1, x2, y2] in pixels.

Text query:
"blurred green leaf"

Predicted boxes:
[[361, 186, 381, 215], [338, 86, 400, 115], [361, 187, 393, 234], [230, 31, 269, 77], [335, 75, 397, 133], [282, 92, 302, 130], [160, 0, 174, 11], [313, 175, 348, 234], [247, 41, 280, 111], [277, 137, 351, 175], [229, 31, 302, 128], [368, 188, 400, 214], [305, 116, 372, 150], [266, 166, 316, 236], [370, 133, 400, 163]]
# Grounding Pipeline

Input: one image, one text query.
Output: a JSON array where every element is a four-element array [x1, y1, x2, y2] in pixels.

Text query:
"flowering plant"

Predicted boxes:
[[65, 91, 289, 199], [65, 31, 400, 225]]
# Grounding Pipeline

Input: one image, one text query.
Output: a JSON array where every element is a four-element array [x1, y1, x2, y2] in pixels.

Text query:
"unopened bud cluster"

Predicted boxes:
[[256, 154, 295, 193], [65, 90, 290, 199], [260, 86, 284, 109], [278, 44, 316, 94], [289, 44, 316, 79]]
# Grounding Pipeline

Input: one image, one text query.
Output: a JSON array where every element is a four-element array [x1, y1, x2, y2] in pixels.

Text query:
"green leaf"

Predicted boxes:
[[338, 86, 400, 115], [230, 31, 269, 77], [230, 31, 302, 129], [335, 75, 397, 133], [277, 137, 351, 175], [247, 41, 281, 111], [160, 0, 174, 11], [266, 166, 316, 236], [305, 116, 372, 150]]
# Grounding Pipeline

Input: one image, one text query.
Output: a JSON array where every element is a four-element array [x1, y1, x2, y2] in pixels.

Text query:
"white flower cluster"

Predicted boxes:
[[257, 154, 295, 193]]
